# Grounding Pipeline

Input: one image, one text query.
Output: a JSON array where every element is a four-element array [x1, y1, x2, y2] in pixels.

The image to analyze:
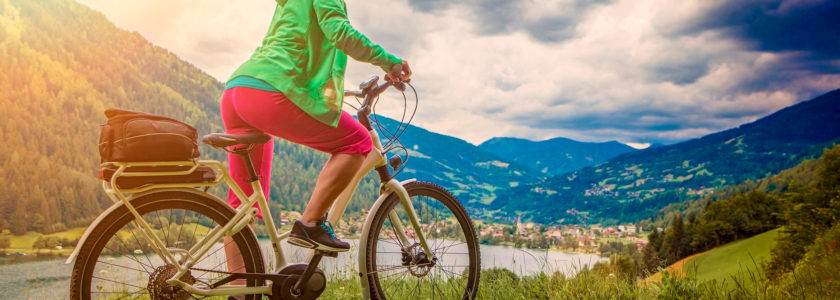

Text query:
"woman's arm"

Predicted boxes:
[[313, 0, 402, 72]]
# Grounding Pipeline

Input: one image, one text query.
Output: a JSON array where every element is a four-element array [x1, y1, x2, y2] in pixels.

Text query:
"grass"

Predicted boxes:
[[1, 227, 85, 252], [3, 231, 42, 250], [25, 225, 832, 299], [45, 227, 87, 241], [0, 224, 212, 255], [683, 228, 781, 284]]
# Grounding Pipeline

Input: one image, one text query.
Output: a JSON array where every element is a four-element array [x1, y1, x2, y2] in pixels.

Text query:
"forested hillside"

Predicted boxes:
[[0, 0, 223, 233], [376, 117, 540, 206], [479, 137, 635, 176], [639, 144, 840, 293], [0, 0, 381, 234], [0, 0, 539, 235], [646, 149, 825, 228], [488, 89, 840, 224]]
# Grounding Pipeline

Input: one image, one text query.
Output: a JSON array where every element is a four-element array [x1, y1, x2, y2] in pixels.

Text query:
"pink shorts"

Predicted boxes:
[[220, 87, 372, 215]]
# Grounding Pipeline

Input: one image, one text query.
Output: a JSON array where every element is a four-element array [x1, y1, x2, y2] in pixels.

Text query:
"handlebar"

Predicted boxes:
[[344, 75, 410, 131], [344, 76, 408, 105], [344, 75, 417, 179]]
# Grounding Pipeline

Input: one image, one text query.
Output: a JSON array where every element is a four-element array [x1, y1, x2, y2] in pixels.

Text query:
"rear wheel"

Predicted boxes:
[[69, 190, 265, 300], [364, 181, 481, 299]]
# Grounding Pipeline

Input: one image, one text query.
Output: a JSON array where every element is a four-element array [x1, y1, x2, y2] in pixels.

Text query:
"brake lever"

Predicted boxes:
[[383, 74, 409, 92], [393, 82, 407, 92]]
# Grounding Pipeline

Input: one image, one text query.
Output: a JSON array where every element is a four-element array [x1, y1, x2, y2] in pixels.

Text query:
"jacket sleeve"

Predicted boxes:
[[314, 0, 402, 72]]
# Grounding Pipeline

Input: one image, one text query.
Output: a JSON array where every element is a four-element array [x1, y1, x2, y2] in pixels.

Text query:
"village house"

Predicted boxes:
[[548, 229, 564, 241], [493, 227, 504, 237]]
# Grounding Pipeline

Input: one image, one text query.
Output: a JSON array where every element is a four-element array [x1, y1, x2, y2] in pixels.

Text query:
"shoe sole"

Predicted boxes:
[[288, 236, 350, 253]]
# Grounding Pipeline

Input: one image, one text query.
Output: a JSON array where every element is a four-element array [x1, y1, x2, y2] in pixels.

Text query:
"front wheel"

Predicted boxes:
[[364, 181, 481, 299]]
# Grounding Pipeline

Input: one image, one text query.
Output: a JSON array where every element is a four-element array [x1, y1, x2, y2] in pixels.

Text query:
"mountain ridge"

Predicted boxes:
[[0, 0, 539, 233], [372, 115, 541, 206], [478, 136, 636, 175], [487, 88, 840, 225]]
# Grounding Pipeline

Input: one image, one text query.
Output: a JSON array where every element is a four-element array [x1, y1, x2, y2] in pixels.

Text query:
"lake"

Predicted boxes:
[[0, 240, 605, 299]]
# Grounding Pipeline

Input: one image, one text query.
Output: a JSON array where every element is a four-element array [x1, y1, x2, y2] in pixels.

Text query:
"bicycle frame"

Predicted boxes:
[[65, 118, 433, 298]]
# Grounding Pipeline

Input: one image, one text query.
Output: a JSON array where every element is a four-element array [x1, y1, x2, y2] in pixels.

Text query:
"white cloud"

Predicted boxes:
[[77, 0, 275, 80], [75, 0, 840, 146]]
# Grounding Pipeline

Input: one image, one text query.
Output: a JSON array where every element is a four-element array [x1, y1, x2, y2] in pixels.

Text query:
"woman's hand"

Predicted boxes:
[[387, 60, 412, 82]]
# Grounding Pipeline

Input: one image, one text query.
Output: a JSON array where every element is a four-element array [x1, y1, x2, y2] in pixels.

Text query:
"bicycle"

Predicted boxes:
[[66, 76, 481, 300]]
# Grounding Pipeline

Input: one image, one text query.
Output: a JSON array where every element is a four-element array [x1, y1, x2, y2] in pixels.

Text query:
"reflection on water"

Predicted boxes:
[[0, 240, 604, 299]]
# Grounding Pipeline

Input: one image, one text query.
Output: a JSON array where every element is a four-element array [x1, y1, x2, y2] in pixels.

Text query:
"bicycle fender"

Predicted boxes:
[[358, 178, 415, 299], [64, 188, 223, 265]]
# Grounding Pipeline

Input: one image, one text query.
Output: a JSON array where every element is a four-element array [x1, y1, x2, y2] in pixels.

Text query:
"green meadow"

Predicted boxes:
[[684, 228, 780, 284]]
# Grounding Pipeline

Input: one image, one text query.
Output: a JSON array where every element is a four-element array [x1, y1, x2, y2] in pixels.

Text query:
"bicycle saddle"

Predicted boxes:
[[202, 132, 271, 148]]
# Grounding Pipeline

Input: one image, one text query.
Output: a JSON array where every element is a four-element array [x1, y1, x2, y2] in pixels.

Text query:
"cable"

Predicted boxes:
[[370, 82, 419, 179]]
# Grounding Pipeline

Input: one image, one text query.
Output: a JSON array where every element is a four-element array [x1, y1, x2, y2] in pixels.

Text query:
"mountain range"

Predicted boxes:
[[0, 0, 628, 233], [2, 0, 839, 234], [478, 137, 636, 176], [373, 116, 541, 205], [487, 89, 840, 224]]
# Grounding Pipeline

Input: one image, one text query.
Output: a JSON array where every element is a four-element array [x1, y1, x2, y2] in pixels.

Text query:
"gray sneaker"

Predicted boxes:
[[288, 217, 350, 252]]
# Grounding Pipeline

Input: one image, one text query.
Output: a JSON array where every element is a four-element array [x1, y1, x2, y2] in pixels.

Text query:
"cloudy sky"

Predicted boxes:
[[76, 0, 840, 147]]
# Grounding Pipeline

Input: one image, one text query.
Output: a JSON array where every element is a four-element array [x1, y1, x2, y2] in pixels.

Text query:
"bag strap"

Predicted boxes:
[[103, 108, 195, 129]]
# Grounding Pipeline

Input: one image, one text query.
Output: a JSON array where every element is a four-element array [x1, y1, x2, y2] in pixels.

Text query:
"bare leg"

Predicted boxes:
[[224, 236, 247, 286], [224, 153, 363, 283], [301, 153, 365, 223]]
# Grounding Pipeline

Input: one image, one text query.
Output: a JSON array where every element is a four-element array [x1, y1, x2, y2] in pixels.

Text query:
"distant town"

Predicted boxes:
[[273, 210, 652, 257], [474, 216, 649, 255]]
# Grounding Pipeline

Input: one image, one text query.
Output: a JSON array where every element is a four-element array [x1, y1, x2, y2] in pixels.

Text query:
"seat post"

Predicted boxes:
[[234, 148, 260, 183]]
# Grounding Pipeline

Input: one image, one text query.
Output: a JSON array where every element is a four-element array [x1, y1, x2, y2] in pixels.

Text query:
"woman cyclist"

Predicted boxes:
[[220, 0, 411, 279]]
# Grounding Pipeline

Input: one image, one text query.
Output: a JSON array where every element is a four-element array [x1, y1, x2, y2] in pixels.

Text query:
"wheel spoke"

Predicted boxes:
[[92, 275, 148, 291], [105, 239, 153, 273], [75, 194, 265, 299], [368, 183, 478, 299]]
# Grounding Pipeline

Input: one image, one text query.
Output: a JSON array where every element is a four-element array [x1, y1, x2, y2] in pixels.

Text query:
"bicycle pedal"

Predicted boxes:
[[315, 250, 338, 258]]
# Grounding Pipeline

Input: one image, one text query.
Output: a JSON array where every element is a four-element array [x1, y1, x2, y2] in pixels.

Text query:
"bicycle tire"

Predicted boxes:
[[69, 190, 265, 300], [364, 181, 481, 300]]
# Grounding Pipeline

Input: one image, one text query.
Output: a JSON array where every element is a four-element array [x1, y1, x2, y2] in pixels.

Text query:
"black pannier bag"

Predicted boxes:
[[98, 108, 200, 162]]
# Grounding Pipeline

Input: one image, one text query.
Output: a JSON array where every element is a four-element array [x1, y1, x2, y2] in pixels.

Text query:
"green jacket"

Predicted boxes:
[[227, 0, 402, 127]]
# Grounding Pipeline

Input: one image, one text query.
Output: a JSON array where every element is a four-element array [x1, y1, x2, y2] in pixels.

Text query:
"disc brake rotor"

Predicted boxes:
[[401, 244, 435, 277]]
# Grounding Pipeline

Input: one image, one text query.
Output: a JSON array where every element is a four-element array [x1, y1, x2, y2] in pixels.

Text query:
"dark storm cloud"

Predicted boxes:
[[519, 104, 759, 144], [406, 0, 451, 12], [685, 0, 840, 64], [649, 62, 711, 85], [408, 0, 612, 43]]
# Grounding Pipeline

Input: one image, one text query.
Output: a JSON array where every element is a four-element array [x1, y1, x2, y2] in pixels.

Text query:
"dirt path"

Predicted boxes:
[[643, 249, 710, 283]]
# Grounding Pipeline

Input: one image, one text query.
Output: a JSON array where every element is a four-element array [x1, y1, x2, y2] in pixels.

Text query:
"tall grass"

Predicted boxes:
[[322, 259, 838, 299], [84, 237, 839, 299]]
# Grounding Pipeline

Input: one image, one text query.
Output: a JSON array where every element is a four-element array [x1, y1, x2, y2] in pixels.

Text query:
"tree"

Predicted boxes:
[[766, 145, 840, 279], [33, 236, 47, 253], [610, 254, 638, 282], [641, 243, 661, 274], [659, 215, 686, 264], [563, 235, 579, 251], [9, 205, 28, 235], [648, 229, 663, 252], [0, 236, 10, 250]]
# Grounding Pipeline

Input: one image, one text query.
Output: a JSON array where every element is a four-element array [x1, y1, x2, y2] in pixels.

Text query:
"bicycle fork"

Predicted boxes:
[[357, 177, 435, 298], [386, 180, 435, 260]]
